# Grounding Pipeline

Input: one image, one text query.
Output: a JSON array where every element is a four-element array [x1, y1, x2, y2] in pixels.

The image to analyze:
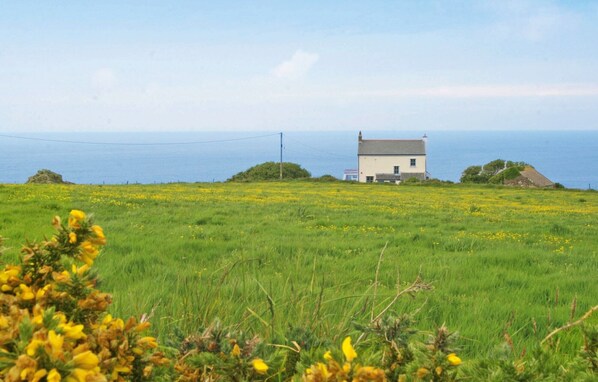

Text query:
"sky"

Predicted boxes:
[[1, 0, 597, 132]]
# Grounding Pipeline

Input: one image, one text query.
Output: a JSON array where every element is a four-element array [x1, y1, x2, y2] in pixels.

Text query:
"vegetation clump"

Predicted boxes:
[[0, 211, 168, 381], [460, 159, 527, 184], [26, 169, 72, 184], [1, 210, 597, 381], [228, 162, 310, 182]]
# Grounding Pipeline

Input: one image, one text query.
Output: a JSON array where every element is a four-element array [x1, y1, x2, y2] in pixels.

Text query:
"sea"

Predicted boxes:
[[0, 130, 597, 190]]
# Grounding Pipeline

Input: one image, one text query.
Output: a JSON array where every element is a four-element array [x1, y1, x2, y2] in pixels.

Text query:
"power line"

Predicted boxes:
[[285, 135, 354, 159], [0, 132, 280, 146]]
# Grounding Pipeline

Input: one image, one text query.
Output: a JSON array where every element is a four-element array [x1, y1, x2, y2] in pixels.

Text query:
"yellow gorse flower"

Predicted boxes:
[[26, 339, 45, 356], [138, 336, 158, 349], [252, 358, 268, 374], [68, 210, 86, 228], [19, 284, 35, 300], [78, 241, 99, 266], [91, 225, 106, 245], [416, 367, 430, 378], [447, 353, 462, 366], [48, 330, 64, 358], [323, 350, 332, 361], [342, 336, 357, 362], [71, 350, 99, 370], [231, 344, 241, 357], [47, 369, 61, 382], [68, 232, 77, 244]]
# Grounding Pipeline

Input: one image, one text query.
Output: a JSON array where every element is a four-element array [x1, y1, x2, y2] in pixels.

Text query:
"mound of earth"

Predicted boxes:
[[26, 169, 73, 184]]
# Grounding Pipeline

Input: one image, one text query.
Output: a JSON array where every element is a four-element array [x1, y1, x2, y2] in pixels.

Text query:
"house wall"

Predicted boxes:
[[358, 155, 426, 182]]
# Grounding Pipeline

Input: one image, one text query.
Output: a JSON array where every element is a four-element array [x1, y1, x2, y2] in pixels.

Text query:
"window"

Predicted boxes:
[[410, 158, 416, 167], [393, 166, 400, 174], [366, 176, 374, 183]]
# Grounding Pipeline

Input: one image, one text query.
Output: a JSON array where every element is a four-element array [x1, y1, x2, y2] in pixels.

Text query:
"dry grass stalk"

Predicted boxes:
[[542, 305, 598, 345]]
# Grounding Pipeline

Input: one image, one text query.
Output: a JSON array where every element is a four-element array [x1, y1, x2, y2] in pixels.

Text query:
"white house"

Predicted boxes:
[[357, 132, 427, 183]]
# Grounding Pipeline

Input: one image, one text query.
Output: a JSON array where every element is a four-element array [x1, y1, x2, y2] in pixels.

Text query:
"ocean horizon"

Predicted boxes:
[[1, 130, 597, 190]]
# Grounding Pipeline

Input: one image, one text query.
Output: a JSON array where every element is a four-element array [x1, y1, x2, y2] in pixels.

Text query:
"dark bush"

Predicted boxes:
[[228, 162, 311, 182]]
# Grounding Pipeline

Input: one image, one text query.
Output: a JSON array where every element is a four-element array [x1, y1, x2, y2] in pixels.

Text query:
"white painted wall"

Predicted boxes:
[[358, 155, 426, 182]]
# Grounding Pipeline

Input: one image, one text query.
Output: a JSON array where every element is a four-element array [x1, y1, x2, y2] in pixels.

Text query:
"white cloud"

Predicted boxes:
[[272, 50, 319, 79], [91, 68, 117, 92]]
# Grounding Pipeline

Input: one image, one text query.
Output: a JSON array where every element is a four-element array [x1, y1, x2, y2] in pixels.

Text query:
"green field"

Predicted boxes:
[[0, 182, 596, 360]]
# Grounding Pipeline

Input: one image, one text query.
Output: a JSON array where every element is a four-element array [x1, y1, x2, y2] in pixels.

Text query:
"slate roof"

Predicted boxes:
[[358, 139, 426, 155]]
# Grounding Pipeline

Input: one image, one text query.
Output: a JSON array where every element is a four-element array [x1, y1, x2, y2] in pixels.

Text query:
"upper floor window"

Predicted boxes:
[[410, 158, 416, 167], [393, 166, 400, 174]]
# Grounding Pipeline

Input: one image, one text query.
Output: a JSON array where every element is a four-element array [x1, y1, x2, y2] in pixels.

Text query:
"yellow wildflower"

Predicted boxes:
[[134, 321, 151, 332], [48, 330, 64, 358], [59, 322, 86, 340], [231, 344, 241, 357], [342, 336, 357, 362], [65, 367, 93, 382], [252, 358, 268, 374], [323, 350, 332, 361], [47, 369, 61, 382], [26, 339, 45, 356], [101, 314, 113, 325], [91, 225, 106, 245], [0, 315, 8, 329], [69, 232, 77, 244], [111, 366, 131, 380], [342, 362, 351, 373], [68, 210, 86, 228], [79, 241, 99, 265], [19, 283, 35, 300], [31, 369, 48, 382], [36, 284, 51, 300], [447, 353, 462, 366], [435, 366, 443, 375], [316, 362, 330, 379], [138, 336, 158, 349], [0, 266, 20, 283], [416, 367, 430, 379], [71, 350, 99, 370]]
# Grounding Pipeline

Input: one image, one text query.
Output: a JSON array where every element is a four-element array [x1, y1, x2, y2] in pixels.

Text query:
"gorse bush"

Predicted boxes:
[[0, 210, 168, 382], [228, 162, 310, 181]]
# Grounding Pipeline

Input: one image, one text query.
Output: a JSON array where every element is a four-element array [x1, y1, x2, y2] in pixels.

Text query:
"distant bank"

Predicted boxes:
[[0, 130, 596, 189]]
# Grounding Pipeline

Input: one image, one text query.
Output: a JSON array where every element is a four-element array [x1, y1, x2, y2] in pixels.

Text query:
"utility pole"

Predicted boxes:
[[279, 132, 283, 180]]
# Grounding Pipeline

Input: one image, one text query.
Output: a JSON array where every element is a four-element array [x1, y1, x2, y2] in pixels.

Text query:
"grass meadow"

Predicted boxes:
[[0, 182, 596, 361]]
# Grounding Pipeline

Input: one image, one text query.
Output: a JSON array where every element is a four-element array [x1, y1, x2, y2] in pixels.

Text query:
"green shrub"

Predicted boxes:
[[228, 162, 311, 182]]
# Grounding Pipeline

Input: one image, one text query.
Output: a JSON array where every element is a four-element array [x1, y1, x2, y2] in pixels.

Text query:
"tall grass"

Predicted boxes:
[[0, 182, 596, 359]]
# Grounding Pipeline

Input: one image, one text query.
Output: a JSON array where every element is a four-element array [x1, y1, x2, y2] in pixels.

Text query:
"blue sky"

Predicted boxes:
[[1, 1, 597, 132]]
